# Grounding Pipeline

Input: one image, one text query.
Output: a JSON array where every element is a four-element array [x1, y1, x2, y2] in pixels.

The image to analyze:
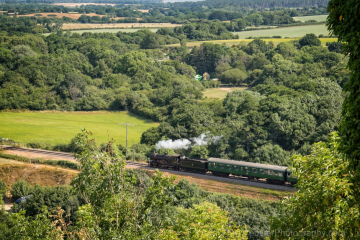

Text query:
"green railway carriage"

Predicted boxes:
[[208, 158, 288, 183], [286, 171, 297, 185]]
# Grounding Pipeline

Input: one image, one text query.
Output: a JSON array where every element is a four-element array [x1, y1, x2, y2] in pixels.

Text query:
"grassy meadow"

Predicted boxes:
[[234, 24, 330, 39], [0, 111, 158, 147], [292, 14, 328, 22], [203, 87, 250, 100]]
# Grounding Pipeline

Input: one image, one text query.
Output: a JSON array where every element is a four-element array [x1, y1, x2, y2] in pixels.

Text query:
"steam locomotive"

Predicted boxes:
[[149, 152, 297, 185]]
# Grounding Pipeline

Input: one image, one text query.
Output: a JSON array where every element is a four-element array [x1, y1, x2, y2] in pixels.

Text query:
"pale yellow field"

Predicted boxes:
[[168, 38, 338, 47], [137, 9, 150, 13], [62, 22, 182, 30]]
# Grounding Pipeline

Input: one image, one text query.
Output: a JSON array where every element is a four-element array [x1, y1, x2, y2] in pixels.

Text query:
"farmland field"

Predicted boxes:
[[203, 87, 249, 99], [293, 15, 328, 22], [61, 22, 181, 30], [234, 24, 329, 39], [0, 111, 158, 147], [167, 37, 338, 47]]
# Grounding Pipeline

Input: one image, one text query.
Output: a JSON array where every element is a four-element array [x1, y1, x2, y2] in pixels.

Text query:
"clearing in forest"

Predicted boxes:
[[0, 111, 157, 147], [203, 87, 250, 99]]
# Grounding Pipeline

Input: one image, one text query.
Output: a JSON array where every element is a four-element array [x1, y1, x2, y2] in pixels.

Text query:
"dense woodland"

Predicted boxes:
[[0, 28, 347, 167]]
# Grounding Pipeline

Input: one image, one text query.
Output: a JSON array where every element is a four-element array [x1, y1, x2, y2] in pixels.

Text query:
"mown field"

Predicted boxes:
[[203, 87, 249, 99], [0, 111, 158, 147], [168, 37, 337, 47], [292, 14, 328, 22], [234, 24, 329, 39]]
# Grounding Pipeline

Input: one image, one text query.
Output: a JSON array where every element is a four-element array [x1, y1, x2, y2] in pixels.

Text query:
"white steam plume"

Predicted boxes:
[[155, 139, 192, 150], [155, 132, 222, 150]]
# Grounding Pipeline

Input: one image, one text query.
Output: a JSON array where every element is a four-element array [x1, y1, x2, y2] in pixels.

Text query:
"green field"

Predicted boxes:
[[293, 15, 328, 22], [0, 111, 158, 146], [168, 37, 337, 47], [203, 87, 249, 99], [234, 24, 329, 39]]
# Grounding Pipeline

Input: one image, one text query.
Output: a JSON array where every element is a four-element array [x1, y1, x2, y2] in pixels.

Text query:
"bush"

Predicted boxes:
[[10, 180, 32, 201], [0, 179, 6, 197], [26, 142, 52, 150]]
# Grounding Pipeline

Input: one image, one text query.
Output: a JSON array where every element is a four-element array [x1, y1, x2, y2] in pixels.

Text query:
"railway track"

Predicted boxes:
[[125, 161, 295, 191], [0, 145, 294, 191], [0, 145, 75, 159]]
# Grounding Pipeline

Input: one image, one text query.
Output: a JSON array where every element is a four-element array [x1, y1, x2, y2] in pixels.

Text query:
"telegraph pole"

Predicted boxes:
[[132, 139, 135, 162], [126, 124, 128, 159], [118, 123, 136, 160]]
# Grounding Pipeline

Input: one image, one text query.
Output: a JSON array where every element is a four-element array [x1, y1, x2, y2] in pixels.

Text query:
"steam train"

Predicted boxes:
[[149, 152, 297, 185]]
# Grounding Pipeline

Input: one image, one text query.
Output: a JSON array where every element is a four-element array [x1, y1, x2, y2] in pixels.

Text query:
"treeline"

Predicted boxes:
[[0, 3, 327, 25], [170, 0, 330, 9], [1, 0, 161, 3]]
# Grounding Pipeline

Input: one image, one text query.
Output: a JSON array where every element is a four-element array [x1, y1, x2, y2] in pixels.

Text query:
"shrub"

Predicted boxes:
[[0, 179, 6, 197], [26, 142, 52, 150], [10, 180, 32, 201]]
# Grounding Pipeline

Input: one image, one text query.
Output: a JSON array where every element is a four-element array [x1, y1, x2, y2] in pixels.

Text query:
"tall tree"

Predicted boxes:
[[327, 0, 360, 176]]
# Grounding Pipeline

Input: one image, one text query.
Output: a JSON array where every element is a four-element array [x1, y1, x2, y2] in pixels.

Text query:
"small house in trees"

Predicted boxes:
[[203, 72, 210, 80]]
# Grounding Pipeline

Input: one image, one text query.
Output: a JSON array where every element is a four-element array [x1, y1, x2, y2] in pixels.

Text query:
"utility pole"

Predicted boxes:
[[126, 124, 128, 159], [132, 139, 135, 162], [118, 123, 136, 160]]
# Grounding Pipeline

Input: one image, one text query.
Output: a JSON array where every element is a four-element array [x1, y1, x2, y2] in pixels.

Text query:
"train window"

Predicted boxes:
[[227, 165, 232, 170], [252, 168, 257, 173], [260, 169, 265, 174], [241, 167, 243, 171], [269, 170, 274, 175], [213, 163, 217, 168], [245, 167, 249, 172], [234, 166, 239, 171], [220, 164, 224, 169]]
